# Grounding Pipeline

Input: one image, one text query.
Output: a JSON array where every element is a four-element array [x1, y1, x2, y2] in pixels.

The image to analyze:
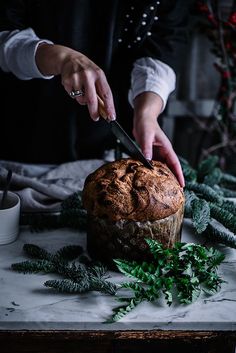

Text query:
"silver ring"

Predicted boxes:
[[69, 90, 84, 98]]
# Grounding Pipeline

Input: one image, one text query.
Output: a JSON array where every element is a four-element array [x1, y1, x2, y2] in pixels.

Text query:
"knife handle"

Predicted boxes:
[[97, 95, 109, 121]]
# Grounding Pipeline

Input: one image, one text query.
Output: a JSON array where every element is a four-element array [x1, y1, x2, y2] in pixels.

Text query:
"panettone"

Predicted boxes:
[[82, 158, 184, 266]]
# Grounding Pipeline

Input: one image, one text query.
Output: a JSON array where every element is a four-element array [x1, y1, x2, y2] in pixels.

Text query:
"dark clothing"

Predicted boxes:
[[0, 0, 191, 164]]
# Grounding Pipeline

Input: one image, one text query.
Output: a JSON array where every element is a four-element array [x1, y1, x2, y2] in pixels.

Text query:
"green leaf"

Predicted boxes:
[[107, 298, 141, 323]]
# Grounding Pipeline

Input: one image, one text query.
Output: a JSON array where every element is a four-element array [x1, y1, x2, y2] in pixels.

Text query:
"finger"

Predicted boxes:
[[61, 72, 85, 103], [83, 74, 100, 121], [96, 75, 116, 121], [161, 147, 185, 187], [136, 128, 155, 161]]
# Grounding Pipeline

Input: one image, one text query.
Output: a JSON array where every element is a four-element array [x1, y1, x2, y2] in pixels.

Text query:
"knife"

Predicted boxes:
[[97, 95, 153, 169]]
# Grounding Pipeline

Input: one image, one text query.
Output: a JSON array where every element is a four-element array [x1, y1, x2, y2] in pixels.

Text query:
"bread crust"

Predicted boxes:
[[82, 158, 184, 222]]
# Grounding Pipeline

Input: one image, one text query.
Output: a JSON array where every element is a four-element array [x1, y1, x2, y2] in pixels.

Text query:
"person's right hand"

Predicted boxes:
[[35, 43, 116, 122]]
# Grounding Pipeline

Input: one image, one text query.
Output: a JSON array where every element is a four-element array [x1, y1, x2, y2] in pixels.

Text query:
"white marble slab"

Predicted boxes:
[[0, 220, 236, 331]]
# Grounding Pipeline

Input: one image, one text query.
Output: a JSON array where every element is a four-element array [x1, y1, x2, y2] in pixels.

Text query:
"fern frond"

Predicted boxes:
[[107, 298, 141, 323], [114, 259, 155, 284]]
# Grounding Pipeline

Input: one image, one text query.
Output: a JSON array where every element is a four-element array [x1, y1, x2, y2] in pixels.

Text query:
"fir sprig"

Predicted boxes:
[[11, 244, 116, 296], [181, 155, 236, 248], [107, 239, 225, 322], [20, 191, 87, 232]]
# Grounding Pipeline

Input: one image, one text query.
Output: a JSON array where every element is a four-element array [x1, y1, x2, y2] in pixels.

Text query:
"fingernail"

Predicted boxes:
[[109, 114, 116, 121], [94, 116, 100, 122], [145, 154, 152, 161]]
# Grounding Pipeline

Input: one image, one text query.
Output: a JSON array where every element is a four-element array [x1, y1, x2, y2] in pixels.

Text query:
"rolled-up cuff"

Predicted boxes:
[[128, 57, 176, 112], [33, 40, 54, 79]]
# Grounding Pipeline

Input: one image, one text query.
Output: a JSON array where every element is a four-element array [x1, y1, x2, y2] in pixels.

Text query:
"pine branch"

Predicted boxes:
[[20, 213, 61, 231], [197, 155, 219, 182], [44, 279, 90, 293], [11, 244, 117, 298], [23, 244, 52, 260], [214, 186, 236, 197], [210, 203, 236, 234], [203, 221, 236, 248], [192, 198, 211, 233], [221, 172, 236, 188], [90, 278, 117, 295], [11, 260, 55, 273], [179, 157, 197, 182], [186, 182, 222, 204], [20, 191, 87, 231], [183, 156, 236, 248], [221, 199, 236, 216], [184, 189, 198, 217], [54, 245, 83, 261], [203, 167, 222, 186], [44, 278, 90, 293]]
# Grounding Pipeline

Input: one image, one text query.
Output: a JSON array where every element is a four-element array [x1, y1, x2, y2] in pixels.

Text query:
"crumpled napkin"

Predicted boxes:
[[0, 159, 106, 213]]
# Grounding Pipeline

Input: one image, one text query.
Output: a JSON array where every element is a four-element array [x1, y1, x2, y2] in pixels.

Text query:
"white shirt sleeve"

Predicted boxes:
[[0, 27, 54, 80], [128, 57, 176, 112]]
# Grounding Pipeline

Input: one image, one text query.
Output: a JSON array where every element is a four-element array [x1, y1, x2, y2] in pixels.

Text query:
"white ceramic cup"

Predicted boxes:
[[0, 191, 20, 245]]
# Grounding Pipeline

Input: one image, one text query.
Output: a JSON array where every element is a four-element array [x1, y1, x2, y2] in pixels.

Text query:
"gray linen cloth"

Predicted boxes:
[[0, 158, 110, 213]]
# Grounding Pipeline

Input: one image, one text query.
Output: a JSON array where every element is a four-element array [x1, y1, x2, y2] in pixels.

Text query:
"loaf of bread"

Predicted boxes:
[[82, 158, 184, 266]]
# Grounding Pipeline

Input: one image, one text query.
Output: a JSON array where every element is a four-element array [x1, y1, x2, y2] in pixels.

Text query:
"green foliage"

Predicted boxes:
[[11, 244, 116, 296], [44, 279, 90, 293], [179, 157, 197, 182], [23, 243, 52, 260], [192, 199, 211, 233], [221, 173, 236, 189], [12, 260, 55, 273], [203, 221, 236, 249], [185, 182, 222, 204], [204, 168, 222, 186], [20, 191, 87, 231], [107, 240, 225, 322], [54, 245, 83, 261], [197, 155, 219, 182], [214, 186, 236, 198], [181, 156, 236, 248]]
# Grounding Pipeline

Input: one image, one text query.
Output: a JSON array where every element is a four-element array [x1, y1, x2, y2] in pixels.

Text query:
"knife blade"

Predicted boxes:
[[97, 95, 153, 169]]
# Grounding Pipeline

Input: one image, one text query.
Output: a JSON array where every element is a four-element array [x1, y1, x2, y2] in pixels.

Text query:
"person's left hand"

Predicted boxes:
[[133, 92, 185, 187]]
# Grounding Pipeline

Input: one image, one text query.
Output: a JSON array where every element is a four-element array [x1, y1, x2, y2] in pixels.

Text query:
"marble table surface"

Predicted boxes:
[[0, 219, 236, 331]]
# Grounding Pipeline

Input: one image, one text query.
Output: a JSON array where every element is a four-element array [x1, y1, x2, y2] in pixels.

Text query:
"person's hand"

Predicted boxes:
[[35, 43, 116, 121], [133, 92, 185, 187]]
